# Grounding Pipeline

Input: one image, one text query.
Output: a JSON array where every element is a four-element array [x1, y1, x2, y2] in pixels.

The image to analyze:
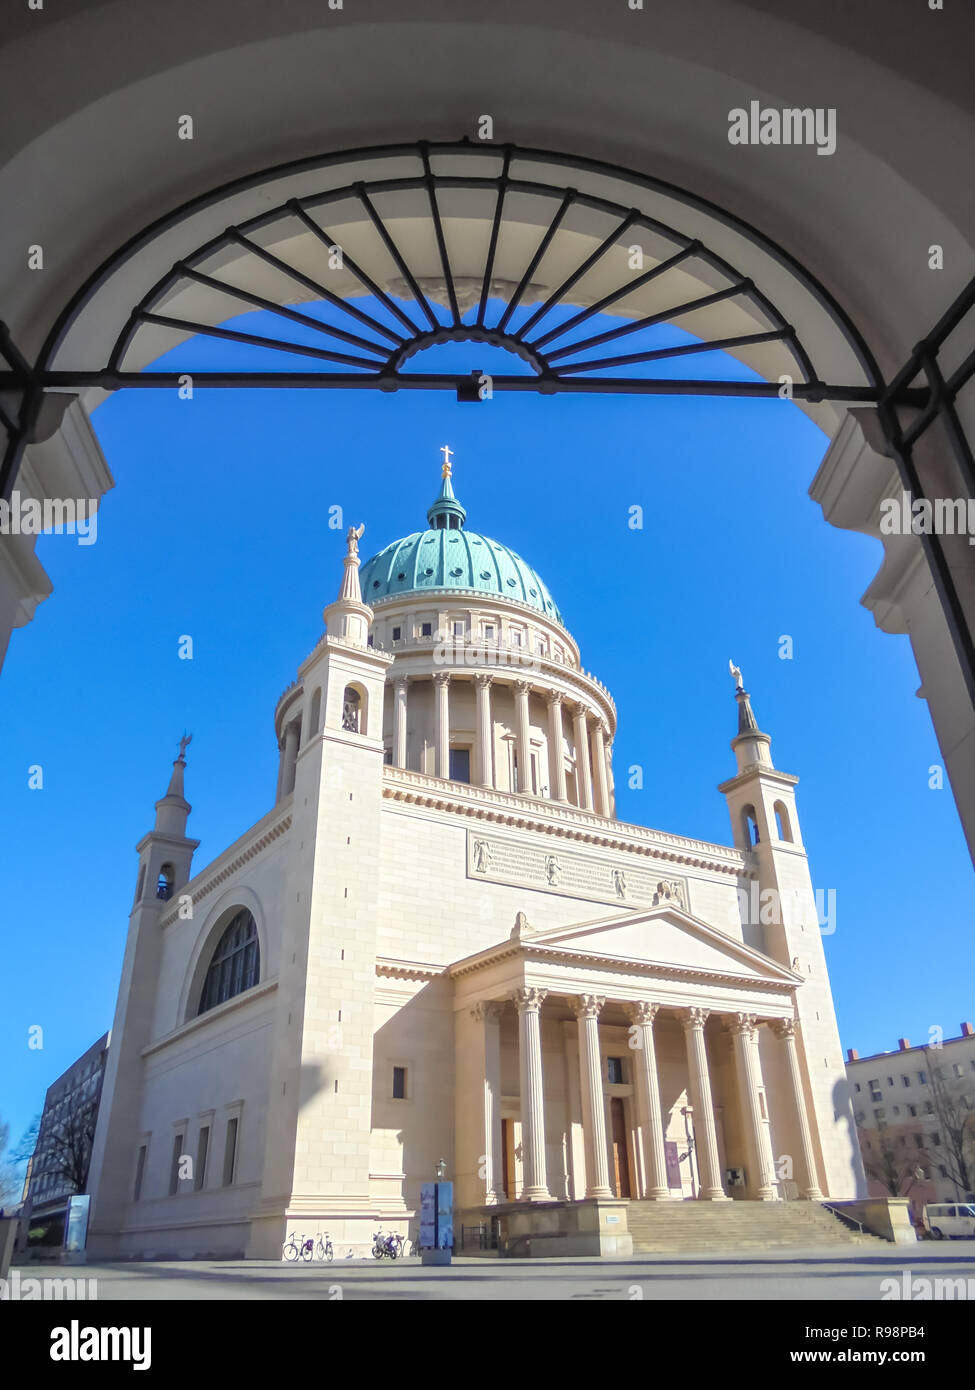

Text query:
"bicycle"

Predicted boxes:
[[282, 1232, 315, 1262], [372, 1227, 398, 1259], [315, 1231, 334, 1262]]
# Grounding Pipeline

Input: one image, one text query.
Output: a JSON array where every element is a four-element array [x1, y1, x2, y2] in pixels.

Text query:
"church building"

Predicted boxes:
[[85, 456, 865, 1259]]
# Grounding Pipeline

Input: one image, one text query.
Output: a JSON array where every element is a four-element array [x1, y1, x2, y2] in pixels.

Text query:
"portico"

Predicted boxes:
[[451, 906, 826, 1211]]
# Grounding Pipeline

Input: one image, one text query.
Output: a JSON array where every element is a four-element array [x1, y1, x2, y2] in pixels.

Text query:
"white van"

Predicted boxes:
[[923, 1203, 975, 1239]]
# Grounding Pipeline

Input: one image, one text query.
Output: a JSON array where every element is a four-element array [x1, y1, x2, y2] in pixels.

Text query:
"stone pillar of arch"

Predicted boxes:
[[513, 679, 532, 795], [772, 1018, 824, 1200], [512, 987, 551, 1201], [592, 721, 611, 817], [571, 703, 594, 811], [392, 676, 409, 769], [624, 1001, 671, 1200], [474, 674, 494, 789], [728, 1013, 777, 1200], [679, 1007, 728, 1200], [433, 671, 450, 779], [546, 693, 567, 802], [569, 994, 613, 1199]]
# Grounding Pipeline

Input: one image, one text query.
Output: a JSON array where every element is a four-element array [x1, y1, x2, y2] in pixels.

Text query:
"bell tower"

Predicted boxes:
[[87, 741, 199, 1254], [717, 666, 865, 1198], [248, 524, 394, 1256]]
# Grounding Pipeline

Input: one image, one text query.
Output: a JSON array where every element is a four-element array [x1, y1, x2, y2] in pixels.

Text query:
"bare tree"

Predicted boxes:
[[922, 1046, 975, 1197], [859, 1120, 932, 1199], [43, 1102, 98, 1195]]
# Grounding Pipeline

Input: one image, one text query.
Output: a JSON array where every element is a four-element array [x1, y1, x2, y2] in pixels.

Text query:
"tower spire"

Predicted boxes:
[[727, 662, 773, 773], [427, 445, 467, 530], [323, 523, 374, 646], [154, 734, 192, 836]]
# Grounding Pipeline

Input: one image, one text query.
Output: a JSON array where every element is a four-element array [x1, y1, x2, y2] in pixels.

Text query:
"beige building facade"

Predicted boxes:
[[86, 464, 865, 1259]]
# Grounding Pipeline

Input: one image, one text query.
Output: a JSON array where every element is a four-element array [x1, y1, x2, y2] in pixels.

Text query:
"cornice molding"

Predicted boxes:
[[159, 815, 292, 928], [382, 767, 749, 877]]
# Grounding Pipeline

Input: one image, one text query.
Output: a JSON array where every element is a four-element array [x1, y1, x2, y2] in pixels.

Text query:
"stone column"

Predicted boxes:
[[392, 677, 409, 769], [473, 674, 494, 789], [728, 1014, 777, 1200], [547, 693, 567, 801], [513, 679, 532, 794], [772, 1018, 824, 1199], [512, 988, 551, 1200], [592, 721, 611, 817], [471, 1001, 506, 1203], [679, 1007, 727, 1200], [571, 703, 594, 810], [569, 995, 613, 1198], [282, 720, 300, 796], [433, 671, 450, 779], [624, 1002, 670, 1199]]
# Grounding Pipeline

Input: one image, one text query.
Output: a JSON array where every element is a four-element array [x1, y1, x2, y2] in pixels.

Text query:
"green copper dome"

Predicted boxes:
[[359, 466, 564, 626]]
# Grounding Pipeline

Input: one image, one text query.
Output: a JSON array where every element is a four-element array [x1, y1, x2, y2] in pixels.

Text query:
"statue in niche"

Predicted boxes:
[[473, 839, 492, 873], [613, 868, 627, 899], [545, 854, 562, 886]]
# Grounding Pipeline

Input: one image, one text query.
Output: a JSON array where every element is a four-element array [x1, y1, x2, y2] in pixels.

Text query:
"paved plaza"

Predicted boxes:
[[10, 1241, 975, 1301]]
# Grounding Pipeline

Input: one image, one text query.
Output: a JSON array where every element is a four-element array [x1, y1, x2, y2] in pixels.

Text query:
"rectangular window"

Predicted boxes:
[[887, 1076, 894, 1086], [222, 1117, 239, 1186], [970, 1060, 975, 1072], [931, 1132, 941, 1147], [420, 622, 432, 637], [392, 626, 401, 641], [448, 747, 471, 783], [483, 624, 495, 642], [902, 1075, 911, 1087], [195, 1126, 210, 1191], [606, 1057, 624, 1084], [915, 1134, 925, 1148], [169, 1133, 184, 1196], [854, 1082, 861, 1092], [392, 1066, 407, 1100], [134, 1145, 147, 1202], [908, 1104, 918, 1117], [925, 1100, 934, 1113], [453, 620, 464, 637], [918, 1070, 928, 1084], [954, 1063, 964, 1077], [510, 630, 523, 646]]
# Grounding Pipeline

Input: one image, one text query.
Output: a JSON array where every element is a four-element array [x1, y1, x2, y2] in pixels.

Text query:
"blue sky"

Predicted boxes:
[[1, 314, 971, 1151]]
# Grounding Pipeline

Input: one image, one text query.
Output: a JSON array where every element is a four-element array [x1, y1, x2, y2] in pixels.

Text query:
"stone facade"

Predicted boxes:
[[85, 472, 866, 1259]]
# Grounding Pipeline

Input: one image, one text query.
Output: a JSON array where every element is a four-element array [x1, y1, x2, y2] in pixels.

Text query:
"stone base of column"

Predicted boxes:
[[520, 1186, 553, 1202], [586, 1184, 614, 1199], [697, 1188, 731, 1201], [644, 1186, 672, 1201], [803, 1186, 825, 1200]]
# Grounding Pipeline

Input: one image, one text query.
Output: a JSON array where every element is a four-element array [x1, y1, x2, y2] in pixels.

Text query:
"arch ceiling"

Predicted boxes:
[[38, 142, 893, 418]]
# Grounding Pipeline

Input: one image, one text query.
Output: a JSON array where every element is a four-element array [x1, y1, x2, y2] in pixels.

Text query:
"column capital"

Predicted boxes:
[[392, 673, 410, 689], [473, 672, 494, 690], [727, 1011, 759, 1039], [511, 987, 547, 1014], [433, 669, 451, 687], [569, 700, 589, 722], [513, 678, 532, 696], [568, 993, 606, 1020], [678, 1006, 710, 1032], [471, 1000, 505, 1024], [624, 1000, 660, 1026], [546, 690, 564, 708], [771, 1017, 799, 1041]]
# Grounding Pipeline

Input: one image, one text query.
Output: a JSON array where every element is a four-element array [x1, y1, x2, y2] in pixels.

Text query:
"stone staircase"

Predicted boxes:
[[626, 1200, 884, 1253]]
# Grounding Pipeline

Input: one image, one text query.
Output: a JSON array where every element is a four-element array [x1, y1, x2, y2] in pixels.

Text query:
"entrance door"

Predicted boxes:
[[610, 1098, 631, 1198]]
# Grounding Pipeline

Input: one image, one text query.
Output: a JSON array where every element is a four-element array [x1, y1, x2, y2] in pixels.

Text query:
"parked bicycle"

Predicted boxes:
[[372, 1227, 398, 1259], [315, 1231, 334, 1262], [282, 1232, 315, 1262]]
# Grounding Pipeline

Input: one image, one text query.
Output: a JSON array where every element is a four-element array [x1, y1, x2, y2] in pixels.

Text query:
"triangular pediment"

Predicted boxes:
[[515, 906, 799, 986]]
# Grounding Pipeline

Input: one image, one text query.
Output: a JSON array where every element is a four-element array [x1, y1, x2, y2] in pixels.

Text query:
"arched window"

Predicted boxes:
[[156, 864, 175, 900], [741, 805, 760, 847], [342, 685, 362, 733], [198, 909, 260, 1015], [773, 800, 794, 842]]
